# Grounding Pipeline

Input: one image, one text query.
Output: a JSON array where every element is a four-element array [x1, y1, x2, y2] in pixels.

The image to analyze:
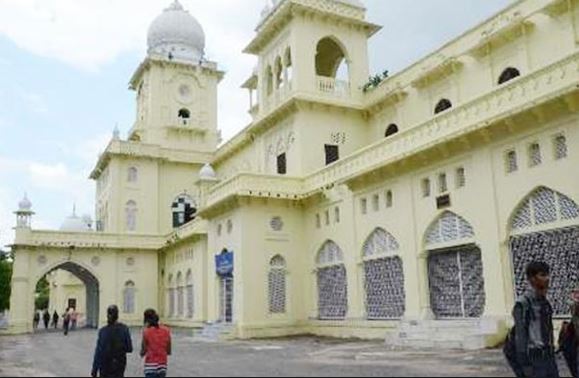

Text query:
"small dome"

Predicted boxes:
[[199, 163, 217, 180], [147, 0, 206, 63], [60, 206, 91, 232], [18, 194, 32, 212]]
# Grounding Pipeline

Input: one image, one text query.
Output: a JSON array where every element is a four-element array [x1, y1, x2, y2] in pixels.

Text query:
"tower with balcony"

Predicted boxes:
[[243, 0, 381, 173]]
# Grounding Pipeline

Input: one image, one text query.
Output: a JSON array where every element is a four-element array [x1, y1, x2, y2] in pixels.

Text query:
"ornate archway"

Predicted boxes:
[[40, 261, 100, 329]]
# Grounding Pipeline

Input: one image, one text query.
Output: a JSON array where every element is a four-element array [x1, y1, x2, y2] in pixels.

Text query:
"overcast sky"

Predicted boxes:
[[0, 0, 511, 247]]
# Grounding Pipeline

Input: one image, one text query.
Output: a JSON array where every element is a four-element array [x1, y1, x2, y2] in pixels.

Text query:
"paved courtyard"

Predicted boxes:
[[0, 329, 571, 377]]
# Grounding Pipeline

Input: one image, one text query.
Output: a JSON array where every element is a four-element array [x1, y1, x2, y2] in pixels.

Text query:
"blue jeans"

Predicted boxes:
[[526, 356, 559, 378]]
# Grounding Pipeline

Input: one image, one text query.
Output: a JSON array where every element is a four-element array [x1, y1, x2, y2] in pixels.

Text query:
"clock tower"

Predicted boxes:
[[128, 0, 223, 153]]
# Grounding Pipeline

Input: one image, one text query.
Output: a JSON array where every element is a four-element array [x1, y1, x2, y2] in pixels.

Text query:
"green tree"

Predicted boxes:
[[0, 249, 13, 312], [35, 276, 50, 310]]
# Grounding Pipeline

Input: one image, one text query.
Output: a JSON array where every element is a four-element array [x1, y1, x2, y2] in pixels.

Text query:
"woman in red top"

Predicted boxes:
[[140, 309, 171, 378]]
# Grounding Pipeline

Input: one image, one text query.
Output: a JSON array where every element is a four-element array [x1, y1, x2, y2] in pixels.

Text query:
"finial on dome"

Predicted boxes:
[[113, 125, 120, 140], [167, 0, 184, 11]]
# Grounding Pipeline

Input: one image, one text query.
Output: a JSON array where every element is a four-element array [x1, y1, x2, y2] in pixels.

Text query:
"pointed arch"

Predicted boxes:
[[269, 254, 287, 314], [425, 211, 475, 247], [361, 228, 405, 319], [123, 281, 136, 314], [510, 186, 579, 232], [176, 271, 184, 317], [316, 240, 347, 320], [316, 240, 344, 266], [362, 228, 400, 258]]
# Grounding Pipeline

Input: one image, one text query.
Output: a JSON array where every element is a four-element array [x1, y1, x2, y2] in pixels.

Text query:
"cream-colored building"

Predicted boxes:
[[7, 0, 579, 349]]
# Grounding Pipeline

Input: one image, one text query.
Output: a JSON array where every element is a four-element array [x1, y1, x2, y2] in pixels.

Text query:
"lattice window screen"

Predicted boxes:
[[269, 256, 287, 314], [187, 285, 194, 318], [555, 135, 568, 160], [511, 188, 579, 231], [426, 212, 475, 246], [529, 143, 542, 167], [123, 283, 136, 314], [506, 150, 519, 173], [428, 246, 485, 318], [177, 287, 184, 317], [364, 257, 405, 319], [511, 227, 579, 316], [363, 229, 399, 258], [317, 265, 348, 320], [317, 241, 344, 265]]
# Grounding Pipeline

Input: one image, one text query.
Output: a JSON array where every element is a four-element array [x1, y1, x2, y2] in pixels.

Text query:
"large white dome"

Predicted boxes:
[[147, 0, 206, 63]]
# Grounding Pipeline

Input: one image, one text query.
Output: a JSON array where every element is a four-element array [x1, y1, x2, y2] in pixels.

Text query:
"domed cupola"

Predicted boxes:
[[60, 205, 92, 232], [147, 0, 206, 63]]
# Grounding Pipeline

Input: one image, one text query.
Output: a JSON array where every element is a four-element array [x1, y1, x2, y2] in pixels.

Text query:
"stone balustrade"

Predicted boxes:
[[316, 76, 351, 99]]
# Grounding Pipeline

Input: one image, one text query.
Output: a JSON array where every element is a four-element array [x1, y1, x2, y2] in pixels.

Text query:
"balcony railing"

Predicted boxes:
[[316, 76, 351, 98], [202, 52, 579, 210]]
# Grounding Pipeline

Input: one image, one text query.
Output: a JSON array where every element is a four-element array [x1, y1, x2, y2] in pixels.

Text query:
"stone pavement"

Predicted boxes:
[[0, 329, 572, 377]]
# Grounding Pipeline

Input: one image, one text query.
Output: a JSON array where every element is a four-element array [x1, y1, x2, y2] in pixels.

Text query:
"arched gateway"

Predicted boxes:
[[42, 262, 100, 328]]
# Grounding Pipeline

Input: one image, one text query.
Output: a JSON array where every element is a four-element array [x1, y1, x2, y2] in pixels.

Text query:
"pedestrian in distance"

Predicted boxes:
[[504, 261, 559, 378], [91, 305, 133, 378], [140, 309, 171, 378], [43, 309, 50, 330], [63, 308, 71, 336], [71, 309, 78, 331], [52, 310, 59, 329], [33, 311, 40, 330]]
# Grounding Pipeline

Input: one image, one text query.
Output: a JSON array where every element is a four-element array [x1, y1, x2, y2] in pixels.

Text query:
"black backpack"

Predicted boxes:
[[503, 297, 534, 377]]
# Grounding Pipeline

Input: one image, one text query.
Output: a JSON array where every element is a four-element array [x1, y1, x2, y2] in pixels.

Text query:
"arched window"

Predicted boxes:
[[127, 167, 138, 183], [316, 241, 347, 320], [425, 212, 485, 319], [385, 124, 399, 138], [269, 255, 287, 314], [178, 108, 191, 119], [511, 187, 579, 231], [167, 275, 175, 318], [362, 229, 405, 319], [123, 281, 136, 314], [385, 190, 393, 208], [498, 67, 521, 85], [275, 57, 283, 89], [425, 211, 475, 247], [266, 66, 274, 96], [316, 37, 349, 81], [434, 99, 453, 114], [125, 201, 137, 232], [176, 272, 184, 317], [284, 48, 293, 85], [172, 194, 197, 228], [186, 270, 194, 319], [510, 187, 579, 316]]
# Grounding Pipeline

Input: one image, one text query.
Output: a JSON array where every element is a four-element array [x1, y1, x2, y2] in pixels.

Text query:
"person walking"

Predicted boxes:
[[140, 309, 171, 378], [33, 311, 40, 330], [508, 261, 559, 378], [52, 310, 59, 329], [91, 305, 133, 378], [71, 309, 78, 331], [63, 308, 71, 336], [43, 309, 50, 330]]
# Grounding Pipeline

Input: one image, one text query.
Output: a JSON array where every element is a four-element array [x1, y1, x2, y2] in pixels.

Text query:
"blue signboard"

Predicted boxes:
[[215, 249, 234, 277]]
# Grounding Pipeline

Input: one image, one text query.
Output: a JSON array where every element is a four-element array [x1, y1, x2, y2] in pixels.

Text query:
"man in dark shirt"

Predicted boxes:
[[92, 305, 133, 378], [513, 261, 559, 378]]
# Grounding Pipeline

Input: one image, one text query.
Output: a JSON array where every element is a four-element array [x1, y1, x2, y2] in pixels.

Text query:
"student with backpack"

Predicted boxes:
[[504, 261, 559, 378], [91, 305, 133, 378]]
